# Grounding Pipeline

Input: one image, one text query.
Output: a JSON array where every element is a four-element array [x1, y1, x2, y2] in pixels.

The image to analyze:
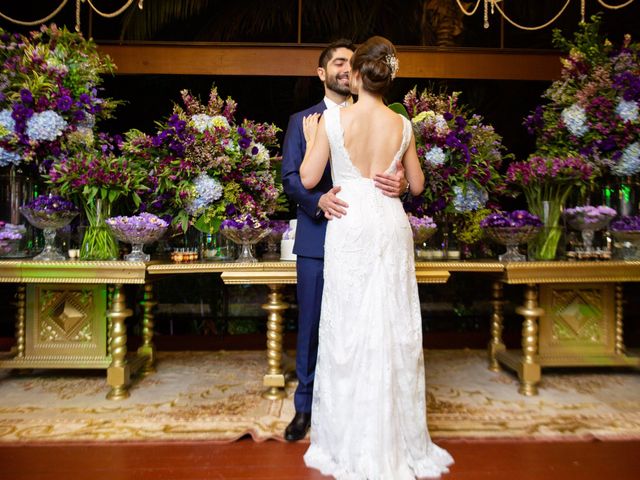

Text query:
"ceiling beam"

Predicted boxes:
[[97, 43, 561, 81]]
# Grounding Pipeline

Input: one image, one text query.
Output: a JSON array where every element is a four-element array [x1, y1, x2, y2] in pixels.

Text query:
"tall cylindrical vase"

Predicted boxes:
[[526, 186, 572, 261], [0, 165, 35, 257], [80, 198, 119, 260]]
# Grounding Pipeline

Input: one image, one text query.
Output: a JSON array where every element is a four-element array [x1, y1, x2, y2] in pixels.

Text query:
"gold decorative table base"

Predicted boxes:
[[493, 261, 640, 395], [0, 261, 148, 400]]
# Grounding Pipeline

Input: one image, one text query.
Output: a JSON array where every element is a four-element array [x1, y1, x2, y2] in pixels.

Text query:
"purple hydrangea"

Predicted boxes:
[[106, 213, 168, 243], [23, 194, 78, 214], [610, 215, 640, 231]]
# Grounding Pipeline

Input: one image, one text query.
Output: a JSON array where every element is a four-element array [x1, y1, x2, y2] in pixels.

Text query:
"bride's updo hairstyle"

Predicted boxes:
[[350, 36, 398, 95]]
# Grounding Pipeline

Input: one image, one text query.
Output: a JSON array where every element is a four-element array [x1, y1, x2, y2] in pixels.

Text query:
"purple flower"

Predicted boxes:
[[56, 95, 73, 111], [19, 88, 33, 104]]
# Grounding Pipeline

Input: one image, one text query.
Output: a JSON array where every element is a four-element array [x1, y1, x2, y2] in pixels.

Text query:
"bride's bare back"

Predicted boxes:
[[340, 104, 404, 178]]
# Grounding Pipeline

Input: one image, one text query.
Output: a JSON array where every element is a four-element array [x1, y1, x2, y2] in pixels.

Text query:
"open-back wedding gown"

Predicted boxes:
[[303, 107, 453, 480]]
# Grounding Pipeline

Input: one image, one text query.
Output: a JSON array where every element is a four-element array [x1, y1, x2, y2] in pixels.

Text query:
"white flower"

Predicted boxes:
[[561, 104, 588, 137], [190, 114, 213, 133], [251, 142, 270, 166], [616, 98, 639, 122], [0, 109, 15, 137], [424, 146, 446, 166], [613, 142, 640, 176]]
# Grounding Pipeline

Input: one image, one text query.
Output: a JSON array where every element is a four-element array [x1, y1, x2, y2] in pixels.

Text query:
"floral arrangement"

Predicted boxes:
[[20, 194, 77, 217], [506, 155, 595, 259], [611, 215, 640, 231], [0, 221, 24, 254], [268, 219, 290, 235], [480, 210, 543, 228], [523, 15, 640, 177], [407, 214, 436, 229], [45, 134, 148, 210], [106, 213, 169, 243], [221, 213, 270, 231], [401, 88, 510, 216], [564, 205, 617, 229], [0, 24, 117, 170], [121, 86, 283, 234]]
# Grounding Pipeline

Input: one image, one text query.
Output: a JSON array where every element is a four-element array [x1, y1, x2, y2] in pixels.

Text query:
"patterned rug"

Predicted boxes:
[[0, 349, 638, 443]]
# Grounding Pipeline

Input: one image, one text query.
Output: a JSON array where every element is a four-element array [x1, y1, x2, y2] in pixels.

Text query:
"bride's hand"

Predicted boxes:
[[303, 113, 320, 144]]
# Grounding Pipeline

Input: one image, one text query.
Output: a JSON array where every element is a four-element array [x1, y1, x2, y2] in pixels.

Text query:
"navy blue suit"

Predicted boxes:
[[281, 100, 333, 413]]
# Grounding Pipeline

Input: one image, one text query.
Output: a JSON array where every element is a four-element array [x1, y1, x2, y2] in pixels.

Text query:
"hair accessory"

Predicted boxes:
[[384, 54, 399, 80]]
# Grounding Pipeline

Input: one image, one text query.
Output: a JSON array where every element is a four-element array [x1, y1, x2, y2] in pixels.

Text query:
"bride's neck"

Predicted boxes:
[[355, 89, 383, 107]]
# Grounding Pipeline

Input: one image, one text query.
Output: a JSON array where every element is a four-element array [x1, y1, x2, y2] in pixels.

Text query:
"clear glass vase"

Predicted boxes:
[[18, 207, 78, 261], [0, 166, 35, 257], [80, 199, 119, 261]]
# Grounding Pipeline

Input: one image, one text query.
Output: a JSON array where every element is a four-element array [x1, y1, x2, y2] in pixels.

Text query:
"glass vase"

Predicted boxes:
[[80, 199, 119, 261], [525, 185, 573, 261]]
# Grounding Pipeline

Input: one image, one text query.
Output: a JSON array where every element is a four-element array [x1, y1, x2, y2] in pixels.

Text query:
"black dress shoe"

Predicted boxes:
[[284, 412, 311, 442]]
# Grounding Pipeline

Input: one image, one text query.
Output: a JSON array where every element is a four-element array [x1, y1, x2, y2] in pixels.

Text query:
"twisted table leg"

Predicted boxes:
[[106, 284, 133, 400], [261, 284, 289, 400]]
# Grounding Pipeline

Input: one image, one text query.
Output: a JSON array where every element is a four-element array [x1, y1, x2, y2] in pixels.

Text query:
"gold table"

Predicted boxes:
[[489, 261, 640, 396], [147, 260, 503, 399], [0, 260, 147, 400]]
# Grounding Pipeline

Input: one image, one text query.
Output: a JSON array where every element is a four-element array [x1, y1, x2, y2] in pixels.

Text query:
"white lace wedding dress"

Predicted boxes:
[[303, 107, 454, 479]]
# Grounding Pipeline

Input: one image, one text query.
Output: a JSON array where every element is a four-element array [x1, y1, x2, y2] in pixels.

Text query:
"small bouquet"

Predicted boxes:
[[610, 215, 640, 232], [19, 194, 78, 228], [481, 210, 542, 262], [480, 210, 543, 229], [19, 194, 78, 261], [220, 213, 271, 262], [408, 214, 437, 245], [0, 221, 25, 255], [106, 213, 169, 262], [564, 205, 617, 231]]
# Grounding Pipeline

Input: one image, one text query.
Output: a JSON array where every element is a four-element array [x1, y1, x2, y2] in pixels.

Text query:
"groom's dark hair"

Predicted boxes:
[[318, 39, 356, 69]]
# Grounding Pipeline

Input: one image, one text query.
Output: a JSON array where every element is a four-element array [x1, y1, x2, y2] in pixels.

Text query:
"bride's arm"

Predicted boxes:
[[402, 132, 425, 197], [300, 114, 330, 189]]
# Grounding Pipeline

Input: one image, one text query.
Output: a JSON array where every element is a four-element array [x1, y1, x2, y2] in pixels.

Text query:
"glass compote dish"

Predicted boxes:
[[564, 205, 617, 253], [105, 213, 169, 262], [19, 195, 79, 261], [480, 210, 543, 262], [610, 216, 640, 260], [0, 222, 25, 257], [220, 215, 271, 263], [263, 220, 289, 261], [408, 214, 437, 258]]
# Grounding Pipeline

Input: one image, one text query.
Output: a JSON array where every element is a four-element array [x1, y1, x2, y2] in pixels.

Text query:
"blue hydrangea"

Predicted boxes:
[[424, 146, 446, 166], [0, 146, 21, 167], [190, 114, 213, 133], [613, 142, 640, 176], [561, 104, 588, 137], [616, 98, 639, 122], [25, 110, 67, 141], [452, 183, 488, 212], [185, 174, 224, 214], [0, 109, 15, 137]]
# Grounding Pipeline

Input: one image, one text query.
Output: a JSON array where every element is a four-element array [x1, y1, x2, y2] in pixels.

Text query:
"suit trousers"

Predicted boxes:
[[294, 255, 324, 413]]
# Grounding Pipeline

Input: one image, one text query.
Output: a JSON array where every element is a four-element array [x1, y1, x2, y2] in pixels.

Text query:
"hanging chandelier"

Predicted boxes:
[[456, 0, 636, 30], [0, 0, 143, 33]]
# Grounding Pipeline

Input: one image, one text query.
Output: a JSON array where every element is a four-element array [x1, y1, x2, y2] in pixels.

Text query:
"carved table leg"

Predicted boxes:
[[14, 285, 26, 358], [261, 284, 289, 400], [106, 284, 133, 400], [138, 281, 157, 375], [515, 284, 544, 396], [615, 283, 626, 355], [488, 280, 505, 372]]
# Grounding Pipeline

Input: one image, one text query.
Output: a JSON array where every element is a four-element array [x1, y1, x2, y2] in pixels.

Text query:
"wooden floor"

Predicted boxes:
[[1, 438, 639, 480]]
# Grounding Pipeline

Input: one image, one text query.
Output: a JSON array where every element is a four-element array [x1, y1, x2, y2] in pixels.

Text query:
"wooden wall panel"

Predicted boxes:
[[98, 44, 561, 81]]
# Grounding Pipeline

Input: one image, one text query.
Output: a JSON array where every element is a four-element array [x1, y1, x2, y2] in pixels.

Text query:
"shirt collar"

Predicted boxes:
[[323, 96, 352, 109]]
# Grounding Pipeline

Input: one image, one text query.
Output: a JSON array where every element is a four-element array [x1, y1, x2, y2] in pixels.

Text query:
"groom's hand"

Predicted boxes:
[[374, 160, 408, 198], [318, 186, 348, 220]]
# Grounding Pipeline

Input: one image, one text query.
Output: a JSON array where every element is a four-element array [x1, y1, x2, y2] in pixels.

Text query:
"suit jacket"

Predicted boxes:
[[281, 101, 333, 258]]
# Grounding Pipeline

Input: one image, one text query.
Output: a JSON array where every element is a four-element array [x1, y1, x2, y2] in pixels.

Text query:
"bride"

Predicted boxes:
[[300, 36, 454, 479]]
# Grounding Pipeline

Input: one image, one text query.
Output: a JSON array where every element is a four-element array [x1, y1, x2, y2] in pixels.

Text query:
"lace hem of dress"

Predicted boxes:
[[304, 442, 453, 480]]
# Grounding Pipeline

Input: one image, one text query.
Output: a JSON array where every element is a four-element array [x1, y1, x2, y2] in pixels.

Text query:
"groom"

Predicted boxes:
[[281, 39, 408, 442]]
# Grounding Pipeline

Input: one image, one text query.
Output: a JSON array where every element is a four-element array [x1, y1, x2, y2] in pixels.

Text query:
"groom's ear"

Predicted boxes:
[[317, 67, 327, 83]]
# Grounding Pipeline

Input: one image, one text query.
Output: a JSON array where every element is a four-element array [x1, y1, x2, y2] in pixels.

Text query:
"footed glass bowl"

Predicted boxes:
[[611, 230, 640, 260], [411, 226, 437, 245], [485, 226, 540, 262], [221, 227, 271, 263], [566, 216, 614, 252], [107, 224, 168, 262], [19, 207, 78, 261]]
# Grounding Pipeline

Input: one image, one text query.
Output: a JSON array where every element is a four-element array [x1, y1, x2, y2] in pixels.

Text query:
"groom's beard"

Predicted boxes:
[[326, 73, 351, 97]]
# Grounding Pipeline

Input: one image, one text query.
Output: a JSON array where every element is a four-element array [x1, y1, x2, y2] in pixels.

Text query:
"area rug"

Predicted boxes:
[[0, 349, 638, 443]]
